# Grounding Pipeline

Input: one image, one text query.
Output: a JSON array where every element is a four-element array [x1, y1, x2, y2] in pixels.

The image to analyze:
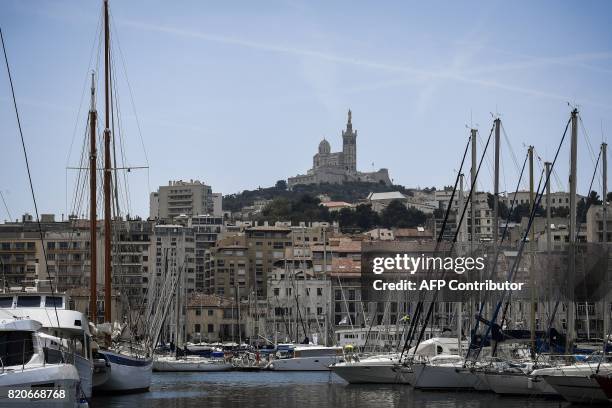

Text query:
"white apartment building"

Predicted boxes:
[[149, 179, 222, 220]]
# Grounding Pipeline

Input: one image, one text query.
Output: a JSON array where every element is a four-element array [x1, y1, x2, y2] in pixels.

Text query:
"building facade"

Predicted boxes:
[[150, 180, 222, 221]]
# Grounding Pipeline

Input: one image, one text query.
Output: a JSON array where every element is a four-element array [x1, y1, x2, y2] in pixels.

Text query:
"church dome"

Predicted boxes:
[[318, 138, 331, 154]]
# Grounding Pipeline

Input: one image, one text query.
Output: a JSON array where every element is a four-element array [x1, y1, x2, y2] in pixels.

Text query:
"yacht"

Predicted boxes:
[[0, 290, 94, 399], [266, 345, 343, 371], [153, 355, 232, 372], [0, 318, 84, 407], [331, 352, 409, 384], [533, 362, 612, 404], [401, 337, 468, 386], [479, 361, 558, 396]]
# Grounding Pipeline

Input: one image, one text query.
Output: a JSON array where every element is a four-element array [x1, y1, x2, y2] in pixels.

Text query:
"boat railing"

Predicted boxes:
[[0, 337, 34, 372]]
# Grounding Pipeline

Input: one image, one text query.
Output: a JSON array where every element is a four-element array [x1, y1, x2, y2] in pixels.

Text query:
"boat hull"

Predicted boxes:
[[484, 372, 557, 396], [0, 364, 82, 408], [94, 351, 152, 393], [414, 364, 479, 390], [331, 362, 409, 384], [543, 375, 608, 404], [267, 356, 338, 371], [153, 357, 232, 372]]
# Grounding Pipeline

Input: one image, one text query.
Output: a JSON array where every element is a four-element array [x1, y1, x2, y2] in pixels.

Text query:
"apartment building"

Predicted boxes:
[[185, 293, 247, 343], [150, 179, 222, 221]]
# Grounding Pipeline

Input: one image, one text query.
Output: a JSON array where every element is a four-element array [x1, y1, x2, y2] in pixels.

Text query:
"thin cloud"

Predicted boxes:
[[117, 18, 612, 110]]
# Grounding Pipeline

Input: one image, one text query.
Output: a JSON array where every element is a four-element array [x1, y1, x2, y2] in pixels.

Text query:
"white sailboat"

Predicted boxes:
[[532, 362, 612, 404], [331, 353, 409, 384], [0, 318, 84, 407]]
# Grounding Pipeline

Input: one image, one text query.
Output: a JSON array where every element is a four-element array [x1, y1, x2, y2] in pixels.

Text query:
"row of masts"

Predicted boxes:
[[88, 0, 113, 328], [457, 108, 607, 353]]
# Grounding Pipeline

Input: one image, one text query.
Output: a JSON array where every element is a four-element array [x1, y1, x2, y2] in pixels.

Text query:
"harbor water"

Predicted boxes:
[[93, 371, 571, 408]]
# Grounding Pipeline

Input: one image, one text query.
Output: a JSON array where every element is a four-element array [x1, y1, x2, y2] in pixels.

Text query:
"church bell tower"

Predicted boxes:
[[342, 109, 357, 171]]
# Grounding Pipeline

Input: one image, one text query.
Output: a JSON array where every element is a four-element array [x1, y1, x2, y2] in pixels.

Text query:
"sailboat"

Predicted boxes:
[[88, 0, 152, 393]]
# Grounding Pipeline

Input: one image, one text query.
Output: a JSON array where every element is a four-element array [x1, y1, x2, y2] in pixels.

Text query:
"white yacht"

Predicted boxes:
[[533, 362, 612, 404], [401, 337, 468, 386], [479, 361, 558, 396], [266, 345, 343, 371], [153, 355, 232, 372], [0, 318, 83, 407], [0, 290, 94, 399], [331, 353, 409, 384], [411, 354, 481, 390]]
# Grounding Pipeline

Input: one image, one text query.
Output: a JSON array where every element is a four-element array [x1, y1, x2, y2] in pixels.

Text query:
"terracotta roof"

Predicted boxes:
[[312, 239, 361, 253], [328, 258, 361, 277]]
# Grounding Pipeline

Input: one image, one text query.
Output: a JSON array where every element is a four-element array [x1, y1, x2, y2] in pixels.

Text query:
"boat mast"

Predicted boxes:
[[528, 146, 536, 353], [602, 142, 608, 341], [567, 108, 579, 351], [103, 0, 112, 324], [89, 72, 98, 323], [493, 118, 500, 245]]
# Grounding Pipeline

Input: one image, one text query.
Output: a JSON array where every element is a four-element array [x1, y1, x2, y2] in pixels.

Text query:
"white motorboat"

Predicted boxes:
[[153, 355, 232, 372], [331, 353, 409, 384], [266, 345, 343, 371], [0, 318, 84, 408], [533, 362, 612, 404], [0, 291, 94, 399]]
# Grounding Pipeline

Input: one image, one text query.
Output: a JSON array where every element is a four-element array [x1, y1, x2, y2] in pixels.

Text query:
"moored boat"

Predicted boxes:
[[0, 318, 85, 408]]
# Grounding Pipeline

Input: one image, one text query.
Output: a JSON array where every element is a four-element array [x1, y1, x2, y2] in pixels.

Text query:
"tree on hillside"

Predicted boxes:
[[380, 200, 426, 228], [275, 180, 288, 190]]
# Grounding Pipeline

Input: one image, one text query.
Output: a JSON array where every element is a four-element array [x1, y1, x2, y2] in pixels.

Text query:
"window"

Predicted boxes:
[[208, 310, 213, 316], [317, 288, 323, 296], [273, 288, 279, 296], [45, 296, 63, 308], [0, 297, 13, 308], [317, 307, 323, 315], [194, 324, 201, 333], [17, 296, 41, 307], [196, 309, 202, 316], [207, 324, 214, 333]]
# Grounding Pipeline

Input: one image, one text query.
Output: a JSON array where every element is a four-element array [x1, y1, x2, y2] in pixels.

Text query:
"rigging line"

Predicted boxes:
[[399, 135, 472, 359], [464, 153, 529, 364], [109, 10, 151, 195], [575, 149, 602, 240], [65, 12, 103, 178], [500, 123, 521, 175], [110, 52, 132, 216], [1, 27, 60, 328], [411, 124, 496, 357], [0, 190, 13, 221], [580, 114, 603, 192], [474, 117, 572, 360], [477, 135, 495, 190]]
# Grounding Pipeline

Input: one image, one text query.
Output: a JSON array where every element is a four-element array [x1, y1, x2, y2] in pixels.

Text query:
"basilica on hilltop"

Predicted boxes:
[[287, 110, 392, 188]]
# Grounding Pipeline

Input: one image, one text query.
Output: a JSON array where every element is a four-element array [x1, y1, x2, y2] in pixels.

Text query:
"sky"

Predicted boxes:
[[1, 0, 612, 220]]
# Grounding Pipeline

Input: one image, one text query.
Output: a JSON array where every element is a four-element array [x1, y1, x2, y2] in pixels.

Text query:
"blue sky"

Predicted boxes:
[[1, 0, 611, 219]]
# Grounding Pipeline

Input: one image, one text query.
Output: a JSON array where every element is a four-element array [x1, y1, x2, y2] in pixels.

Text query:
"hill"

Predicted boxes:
[[222, 180, 413, 213]]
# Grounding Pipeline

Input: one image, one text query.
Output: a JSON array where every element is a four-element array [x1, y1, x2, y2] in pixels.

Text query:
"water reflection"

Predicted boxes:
[[92, 372, 569, 408]]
